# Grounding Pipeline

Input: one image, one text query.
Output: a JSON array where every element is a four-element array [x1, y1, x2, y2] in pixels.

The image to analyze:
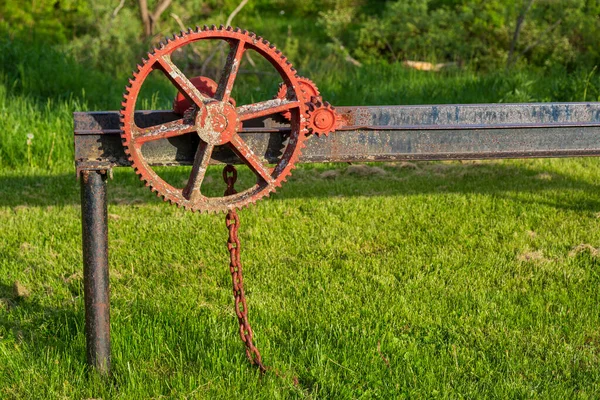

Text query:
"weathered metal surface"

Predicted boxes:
[[118, 27, 309, 212], [80, 170, 111, 375], [223, 165, 266, 373], [336, 103, 600, 129], [306, 97, 339, 136], [277, 77, 320, 120], [75, 102, 600, 169]]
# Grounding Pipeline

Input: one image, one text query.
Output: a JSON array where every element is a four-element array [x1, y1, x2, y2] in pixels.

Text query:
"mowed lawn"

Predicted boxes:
[[2, 31, 600, 398], [1, 156, 600, 398]]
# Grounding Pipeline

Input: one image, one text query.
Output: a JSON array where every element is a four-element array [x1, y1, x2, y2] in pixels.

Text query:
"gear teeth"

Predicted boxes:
[[306, 96, 338, 136], [120, 27, 310, 213]]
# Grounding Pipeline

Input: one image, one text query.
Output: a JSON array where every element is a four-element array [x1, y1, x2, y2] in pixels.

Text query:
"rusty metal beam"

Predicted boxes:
[[74, 103, 600, 170]]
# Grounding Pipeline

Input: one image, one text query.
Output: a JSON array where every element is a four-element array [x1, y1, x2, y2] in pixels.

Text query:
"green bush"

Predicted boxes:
[[3, 0, 598, 73], [0, 0, 91, 43], [319, 0, 600, 70]]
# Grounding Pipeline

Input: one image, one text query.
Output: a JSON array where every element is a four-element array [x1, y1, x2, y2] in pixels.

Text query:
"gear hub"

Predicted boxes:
[[307, 96, 338, 136]]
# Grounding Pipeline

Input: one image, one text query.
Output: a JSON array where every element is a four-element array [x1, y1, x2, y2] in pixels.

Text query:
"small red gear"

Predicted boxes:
[[306, 96, 338, 136], [120, 26, 309, 213], [276, 77, 320, 120]]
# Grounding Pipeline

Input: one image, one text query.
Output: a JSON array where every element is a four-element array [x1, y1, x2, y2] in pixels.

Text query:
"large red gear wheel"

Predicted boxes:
[[120, 26, 309, 213]]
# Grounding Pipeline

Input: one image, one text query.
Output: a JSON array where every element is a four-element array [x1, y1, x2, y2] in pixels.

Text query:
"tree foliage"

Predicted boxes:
[[322, 0, 600, 70], [1, 0, 599, 74], [0, 0, 91, 43]]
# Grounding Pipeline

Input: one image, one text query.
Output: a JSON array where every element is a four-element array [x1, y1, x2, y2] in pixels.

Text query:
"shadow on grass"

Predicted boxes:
[[0, 161, 599, 213], [0, 281, 87, 365]]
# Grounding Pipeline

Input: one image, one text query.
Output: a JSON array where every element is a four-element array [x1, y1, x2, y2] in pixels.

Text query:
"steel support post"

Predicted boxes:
[[80, 170, 111, 375]]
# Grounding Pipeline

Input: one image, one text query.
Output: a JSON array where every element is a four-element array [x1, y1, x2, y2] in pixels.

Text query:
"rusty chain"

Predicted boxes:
[[223, 165, 267, 374]]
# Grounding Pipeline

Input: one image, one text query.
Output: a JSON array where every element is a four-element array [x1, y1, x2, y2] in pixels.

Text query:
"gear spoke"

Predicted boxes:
[[183, 141, 215, 201], [156, 54, 212, 107], [120, 27, 310, 212], [229, 134, 275, 185], [133, 118, 196, 144], [237, 99, 300, 122], [215, 40, 245, 103]]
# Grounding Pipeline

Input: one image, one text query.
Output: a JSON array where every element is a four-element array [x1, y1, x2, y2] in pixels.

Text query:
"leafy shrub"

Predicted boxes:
[[319, 0, 600, 70]]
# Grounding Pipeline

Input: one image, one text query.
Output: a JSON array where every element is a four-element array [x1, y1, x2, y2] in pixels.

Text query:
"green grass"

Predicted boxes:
[[2, 160, 600, 398], [2, 29, 600, 398]]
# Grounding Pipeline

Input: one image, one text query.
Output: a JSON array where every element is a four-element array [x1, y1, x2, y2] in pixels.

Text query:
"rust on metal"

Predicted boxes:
[[80, 170, 111, 375], [75, 102, 600, 170], [223, 165, 267, 373], [306, 96, 339, 136], [119, 26, 311, 213], [276, 76, 320, 120]]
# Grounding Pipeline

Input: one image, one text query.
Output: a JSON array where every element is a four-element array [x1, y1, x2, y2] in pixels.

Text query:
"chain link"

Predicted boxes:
[[223, 165, 267, 374]]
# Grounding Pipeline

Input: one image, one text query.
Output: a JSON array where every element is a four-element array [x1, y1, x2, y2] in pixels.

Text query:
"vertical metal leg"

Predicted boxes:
[[80, 170, 111, 375]]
